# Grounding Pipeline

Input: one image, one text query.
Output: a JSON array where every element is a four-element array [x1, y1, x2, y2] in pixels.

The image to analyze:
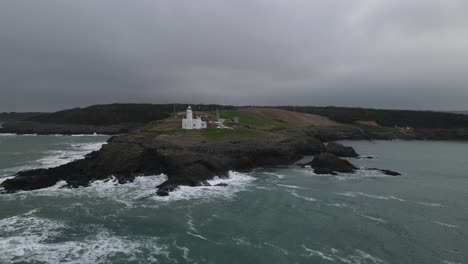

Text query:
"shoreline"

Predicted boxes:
[[2, 123, 468, 195], [0, 125, 404, 196]]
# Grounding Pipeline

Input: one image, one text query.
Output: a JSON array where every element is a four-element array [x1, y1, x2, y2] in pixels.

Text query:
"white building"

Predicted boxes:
[[182, 106, 207, 129]]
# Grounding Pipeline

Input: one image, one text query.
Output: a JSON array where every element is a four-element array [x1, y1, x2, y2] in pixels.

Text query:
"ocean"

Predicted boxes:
[[0, 134, 467, 264]]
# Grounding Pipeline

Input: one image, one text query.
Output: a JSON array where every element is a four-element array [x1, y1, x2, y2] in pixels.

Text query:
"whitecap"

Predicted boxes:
[[0, 141, 107, 177], [264, 242, 289, 255], [418, 202, 443, 207], [5, 172, 255, 206], [151, 171, 255, 202], [353, 249, 387, 264], [288, 190, 318, 202], [335, 192, 405, 202], [360, 214, 386, 223], [0, 133, 16, 136], [186, 213, 198, 233], [276, 184, 306, 189], [0, 211, 170, 264], [70, 133, 107, 137], [232, 237, 251, 246], [326, 203, 349, 208], [263, 172, 286, 179], [442, 260, 462, 264], [186, 231, 209, 241], [356, 192, 391, 200], [302, 245, 335, 261], [388, 196, 406, 202], [432, 221, 458, 228], [172, 241, 192, 262], [37, 142, 107, 168], [254, 186, 273, 190]]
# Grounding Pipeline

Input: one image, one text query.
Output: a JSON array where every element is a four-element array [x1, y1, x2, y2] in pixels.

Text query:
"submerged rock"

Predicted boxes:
[[358, 155, 375, 159], [309, 153, 357, 175], [368, 168, 401, 176], [326, 143, 359, 158]]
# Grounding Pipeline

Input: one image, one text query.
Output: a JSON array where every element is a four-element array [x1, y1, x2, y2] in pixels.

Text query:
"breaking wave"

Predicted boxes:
[[0, 210, 169, 264], [0, 142, 106, 177], [301, 246, 387, 263], [335, 192, 406, 202], [5, 171, 256, 205], [38, 142, 107, 168]]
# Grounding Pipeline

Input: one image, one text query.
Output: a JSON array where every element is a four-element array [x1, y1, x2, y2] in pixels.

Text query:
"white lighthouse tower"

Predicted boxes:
[[182, 106, 207, 129]]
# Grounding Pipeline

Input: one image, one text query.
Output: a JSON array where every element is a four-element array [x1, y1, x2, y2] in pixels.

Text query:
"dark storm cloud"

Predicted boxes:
[[1, 0, 468, 111]]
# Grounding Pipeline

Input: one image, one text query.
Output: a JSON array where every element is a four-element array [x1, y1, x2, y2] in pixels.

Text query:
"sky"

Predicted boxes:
[[1, 0, 468, 112]]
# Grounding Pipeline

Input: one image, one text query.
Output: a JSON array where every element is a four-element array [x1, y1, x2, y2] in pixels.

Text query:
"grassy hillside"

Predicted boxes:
[[278, 106, 468, 129], [218, 108, 338, 129]]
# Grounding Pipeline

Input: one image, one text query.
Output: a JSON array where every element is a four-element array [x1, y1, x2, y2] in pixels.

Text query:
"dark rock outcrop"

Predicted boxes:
[[358, 155, 375, 159], [308, 153, 357, 175], [368, 168, 401, 176], [326, 143, 359, 157], [1, 135, 327, 195]]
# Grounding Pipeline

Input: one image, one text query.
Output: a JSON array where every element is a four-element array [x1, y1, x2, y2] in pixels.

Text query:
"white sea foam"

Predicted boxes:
[[335, 192, 357, 197], [0, 133, 16, 136], [37, 142, 107, 168], [432, 221, 458, 228], [186, 214, 198, 233], [388, 196, 406, 202], [70, 133, 107, 137], [326, 203, 349, 208], [151, 171, 255, 202], [186, 231, 209, 241], [0, 211, 169, 264], [356, 192, 391, 200], [288, 190, 318, 202], [263, 172, 286, 179], [442, 260, 462, 264], [255, 186, 273, 190], [264, 242, 289, 255], [418, 202, 443, 207], [232, 237, 252, 246], [173, 241, 192, 262], [0, 141, 107, 177], [360, 214, 386, 223], [335, 192, 406, 202], [6, 171, 255, 206], [276, 184, 306, 189], [302, 246, 387, 264], [302, 245, 335, 261]]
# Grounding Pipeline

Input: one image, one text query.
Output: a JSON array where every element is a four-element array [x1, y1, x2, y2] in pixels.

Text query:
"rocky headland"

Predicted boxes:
[[1, 127, 402, 196], [3, 104, 468, 196]]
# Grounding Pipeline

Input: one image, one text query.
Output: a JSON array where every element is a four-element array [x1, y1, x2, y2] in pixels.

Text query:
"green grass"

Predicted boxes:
[[214, 110, 289, 130], [200, 128, 280, 142]]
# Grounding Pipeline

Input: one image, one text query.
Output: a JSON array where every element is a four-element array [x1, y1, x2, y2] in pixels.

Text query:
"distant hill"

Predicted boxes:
[[278, 106, 468, 129], [27, 104, 234, 126], [450, 111, 468, 115], [0, 112, 45, 122]]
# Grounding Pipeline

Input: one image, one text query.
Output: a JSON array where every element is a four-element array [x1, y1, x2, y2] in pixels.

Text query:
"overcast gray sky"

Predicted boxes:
[[1, 0, 467, 112]]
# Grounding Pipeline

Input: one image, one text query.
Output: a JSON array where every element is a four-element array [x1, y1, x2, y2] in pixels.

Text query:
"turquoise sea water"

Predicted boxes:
[[0, 135, 467, 264]]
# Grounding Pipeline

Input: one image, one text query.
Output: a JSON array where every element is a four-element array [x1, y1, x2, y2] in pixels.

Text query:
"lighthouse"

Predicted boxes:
[[182, 106, 207, 129]]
